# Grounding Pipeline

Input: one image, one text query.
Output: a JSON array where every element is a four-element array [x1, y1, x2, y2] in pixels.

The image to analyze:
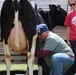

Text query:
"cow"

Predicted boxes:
[[39, 4, 67, 30], [0, 0, 44, 75]]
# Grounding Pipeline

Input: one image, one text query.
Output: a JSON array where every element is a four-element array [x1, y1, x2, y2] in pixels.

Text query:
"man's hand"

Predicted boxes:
[[22, 49, 28, 54]]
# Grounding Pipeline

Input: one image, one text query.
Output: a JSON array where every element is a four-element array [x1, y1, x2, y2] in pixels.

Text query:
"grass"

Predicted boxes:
[[0, 64, 39, 75], [0, 64, 39, 71]]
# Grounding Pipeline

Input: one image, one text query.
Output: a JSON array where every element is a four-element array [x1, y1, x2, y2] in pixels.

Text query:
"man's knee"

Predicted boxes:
[[52, 54, 60, 62]]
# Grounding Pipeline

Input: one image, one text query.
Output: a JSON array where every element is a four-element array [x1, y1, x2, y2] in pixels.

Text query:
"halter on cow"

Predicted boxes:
[[1, 0, 44, 75]]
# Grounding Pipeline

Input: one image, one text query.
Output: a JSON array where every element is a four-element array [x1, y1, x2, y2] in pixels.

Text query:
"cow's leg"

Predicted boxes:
[[27, 34, 38, 75], [38, 65, 43, 75], [3, 39, 11, 75]]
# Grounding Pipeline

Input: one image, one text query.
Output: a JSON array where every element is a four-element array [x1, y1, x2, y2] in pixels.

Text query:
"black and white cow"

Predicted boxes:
[[39, 4, 67, 30], [0, 0, 44, 75]]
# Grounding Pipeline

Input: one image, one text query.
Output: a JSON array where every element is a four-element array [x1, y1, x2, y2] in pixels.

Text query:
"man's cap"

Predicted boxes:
[[36, 23, 49, 35]]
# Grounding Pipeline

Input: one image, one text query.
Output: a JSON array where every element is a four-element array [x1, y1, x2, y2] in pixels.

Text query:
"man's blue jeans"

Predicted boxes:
[[50, 53, 74, 75]]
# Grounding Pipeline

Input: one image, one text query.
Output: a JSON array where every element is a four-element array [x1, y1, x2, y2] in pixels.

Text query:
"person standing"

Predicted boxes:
[[64, 0, 76, 73]]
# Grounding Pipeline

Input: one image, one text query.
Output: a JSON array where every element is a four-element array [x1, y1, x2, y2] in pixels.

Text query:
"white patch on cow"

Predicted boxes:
[[27, 34, 38, 75], [13, 11, 20, 51], [38, 65, 43, 75], [3, 39, 11, 75]]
